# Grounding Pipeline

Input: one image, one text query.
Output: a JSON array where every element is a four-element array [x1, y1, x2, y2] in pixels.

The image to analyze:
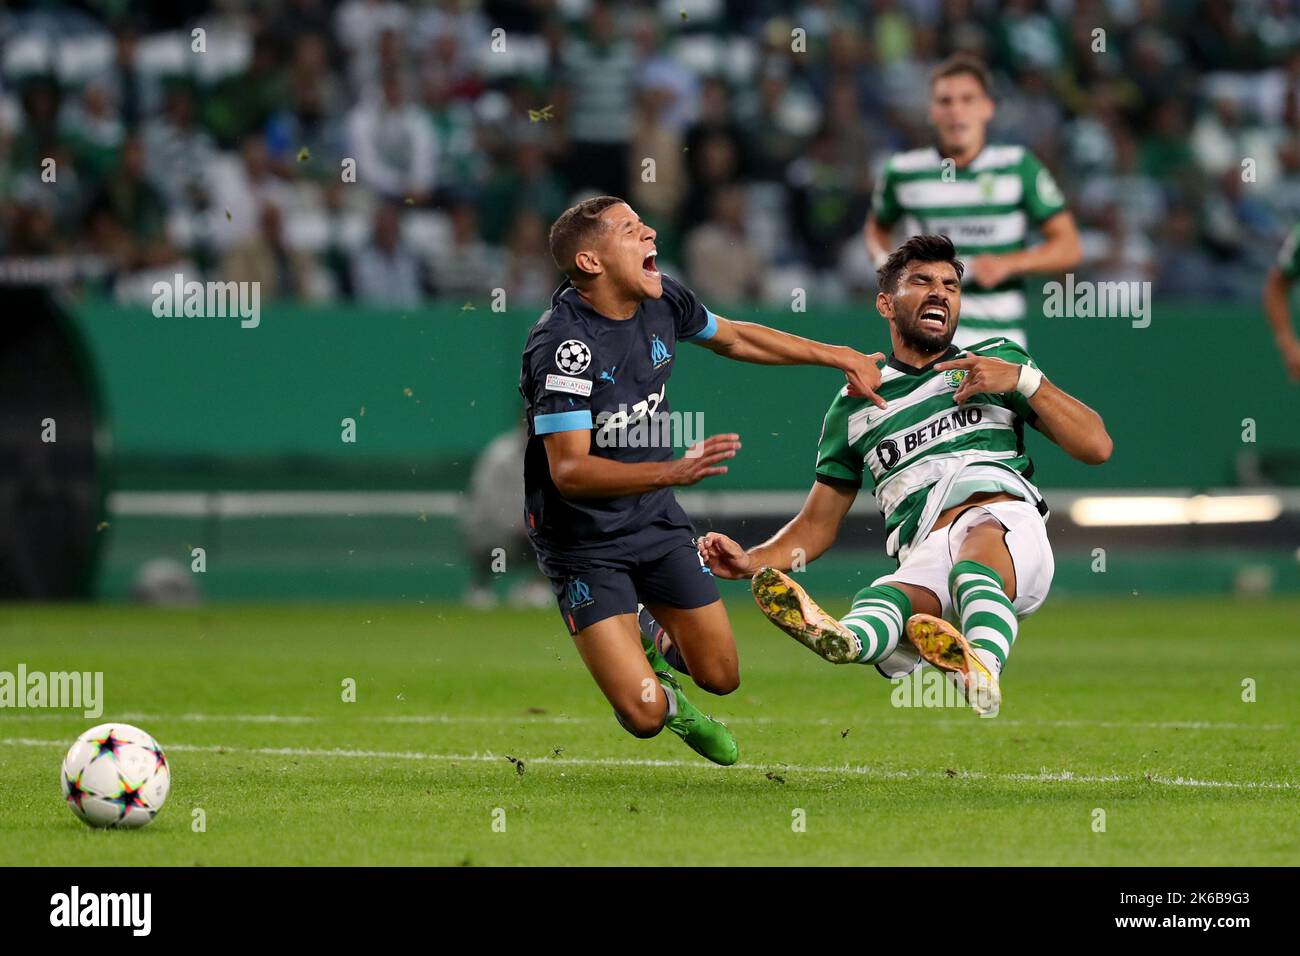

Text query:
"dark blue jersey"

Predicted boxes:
[[519, 273, 718, 566]]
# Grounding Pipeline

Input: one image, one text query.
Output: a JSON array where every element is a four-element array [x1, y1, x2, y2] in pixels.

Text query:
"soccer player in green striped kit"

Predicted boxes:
[[698, 235, 1112, 716], [865, 55, 1081, 349]]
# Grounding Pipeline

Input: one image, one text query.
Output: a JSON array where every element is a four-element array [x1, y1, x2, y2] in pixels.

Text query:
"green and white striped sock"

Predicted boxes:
[[838, 584, 913, 665], [949, 560, 1017, 674]]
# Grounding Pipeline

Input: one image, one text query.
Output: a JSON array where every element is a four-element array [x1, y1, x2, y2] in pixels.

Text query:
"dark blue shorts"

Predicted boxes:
[[548, 536, 720, 636]]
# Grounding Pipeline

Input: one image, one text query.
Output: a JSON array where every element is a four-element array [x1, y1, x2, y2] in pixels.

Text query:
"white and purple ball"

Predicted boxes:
[[61, 723, 170, 829]]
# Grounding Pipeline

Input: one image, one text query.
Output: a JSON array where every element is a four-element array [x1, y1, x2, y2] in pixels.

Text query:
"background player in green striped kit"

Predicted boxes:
[[698, 235, 1111, 716], [865, 55, 1082, 350], [1262, 223, 1300, 381]]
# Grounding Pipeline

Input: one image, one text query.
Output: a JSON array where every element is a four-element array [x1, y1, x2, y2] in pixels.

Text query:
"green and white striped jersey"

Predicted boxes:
[[1276, 223, 1300, 279], [872, 144, 1067, 347], [815, 337, 1046, 561]]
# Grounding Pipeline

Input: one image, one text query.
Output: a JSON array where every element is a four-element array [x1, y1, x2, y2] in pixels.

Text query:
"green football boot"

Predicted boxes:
[[641, 630, 671, 673], [656, 670, 739, 766]]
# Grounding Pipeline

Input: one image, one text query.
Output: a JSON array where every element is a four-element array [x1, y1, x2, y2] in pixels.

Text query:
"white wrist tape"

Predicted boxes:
[[1016, 363, 1043, 399]]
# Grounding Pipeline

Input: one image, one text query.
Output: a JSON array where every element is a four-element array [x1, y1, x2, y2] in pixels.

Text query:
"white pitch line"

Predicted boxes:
[[2, 737, 1295, 790], [0, 711, 1289, 732]]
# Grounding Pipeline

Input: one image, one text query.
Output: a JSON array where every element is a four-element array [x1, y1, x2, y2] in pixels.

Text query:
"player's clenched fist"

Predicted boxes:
[[664, 433, 741, 486], [697, 531, 755, 579]]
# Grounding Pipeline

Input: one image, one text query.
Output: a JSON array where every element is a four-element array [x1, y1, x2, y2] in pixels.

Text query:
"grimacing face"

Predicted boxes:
[[928, 72, 994, 157], [574, 203, 661, 299], [878, 259, 963, 354]]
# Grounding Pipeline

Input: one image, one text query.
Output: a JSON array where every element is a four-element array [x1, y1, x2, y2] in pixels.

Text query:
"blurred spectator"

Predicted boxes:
[[685, 77, 749, 179], [265, 38, 348, 181], [60, 77, 124, 187], [420, 71, 483, 202], [11, 75, 63, 172], [142, 79, 217, 210], [204, 33, 290, 148], [502, 211, 558, 307], [86, 134, 174, 273], [415, 5, 488, 104], [350, 203, 423, 307], [1155, 207, 1237, 299], [208, 134, 296, 250], [787, 128, 870, 272], [8, 196, 60, 256], [479, 139, 566, 245], [346, 71, 438, 204], [1078, 202, 1157, 286], [104, 20, 146, 127], [630, 12, 698, 134], [0, 0, 1296, 310], [560, 1, 636, 197], [1191, 95, 1279, 188], [684, 186, 762, 305], [220, 203, 335, 302], [335, 0, 411, 99], [627, 86, 687, 244], [427, 201, 500, 301], [683, 131, 742, 233], [738, 67, 820, 182]]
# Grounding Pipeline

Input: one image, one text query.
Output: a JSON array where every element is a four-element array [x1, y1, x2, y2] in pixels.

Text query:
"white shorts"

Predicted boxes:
[[870, 499, 1054, 677]]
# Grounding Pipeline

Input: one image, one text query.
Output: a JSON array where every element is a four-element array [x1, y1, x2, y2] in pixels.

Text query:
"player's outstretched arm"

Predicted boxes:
[[698, 481, 856, 579], [864, 214, 895, 268], [1263, 266, 1300, 381], [544, 429, 742, 499], [696, 314, 888, 409], [969, 211, 1082, 289], [935, 355, 1112, 465]]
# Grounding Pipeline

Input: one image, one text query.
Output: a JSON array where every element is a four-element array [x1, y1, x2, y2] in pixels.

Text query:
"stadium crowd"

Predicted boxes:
[[1, 0, 1298, 306]]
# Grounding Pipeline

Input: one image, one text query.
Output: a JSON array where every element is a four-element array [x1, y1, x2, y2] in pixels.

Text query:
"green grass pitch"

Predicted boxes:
[[1, 596, 1297, 866]]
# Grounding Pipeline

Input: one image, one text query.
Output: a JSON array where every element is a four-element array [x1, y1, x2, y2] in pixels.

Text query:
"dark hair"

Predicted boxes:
[[548, 196, 627, 278], [876, 235, 964, 292], [929, 53, 992, 95]]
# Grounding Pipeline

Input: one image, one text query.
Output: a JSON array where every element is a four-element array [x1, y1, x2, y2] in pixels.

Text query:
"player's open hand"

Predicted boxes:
[[697, 531, 755, 579], [839, 349, 887, 408], [934, 355, 1022, 404], [969, 253, 1014, 289], [666, 433, 741, 486]]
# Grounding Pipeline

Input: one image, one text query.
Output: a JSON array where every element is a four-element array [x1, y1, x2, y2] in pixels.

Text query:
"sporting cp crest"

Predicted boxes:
[[943, 369, 967, 388]]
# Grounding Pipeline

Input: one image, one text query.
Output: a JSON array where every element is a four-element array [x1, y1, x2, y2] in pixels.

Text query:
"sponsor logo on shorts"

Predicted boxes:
[[545, 373, 592, 397]]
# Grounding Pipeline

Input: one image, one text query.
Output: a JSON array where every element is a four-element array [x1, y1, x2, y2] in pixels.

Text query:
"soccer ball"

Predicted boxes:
[[555, 339, 591, 374], [60, 723, 170, 829]]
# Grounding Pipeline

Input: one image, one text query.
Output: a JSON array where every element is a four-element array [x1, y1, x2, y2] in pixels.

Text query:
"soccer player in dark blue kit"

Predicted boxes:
[[521, 197, 885, 764]]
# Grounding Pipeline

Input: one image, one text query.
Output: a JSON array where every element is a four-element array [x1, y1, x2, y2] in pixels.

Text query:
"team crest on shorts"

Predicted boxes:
[[943, 369, 967, 388], [565, 578, 594, 609], [555, 340, 592, 375]]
